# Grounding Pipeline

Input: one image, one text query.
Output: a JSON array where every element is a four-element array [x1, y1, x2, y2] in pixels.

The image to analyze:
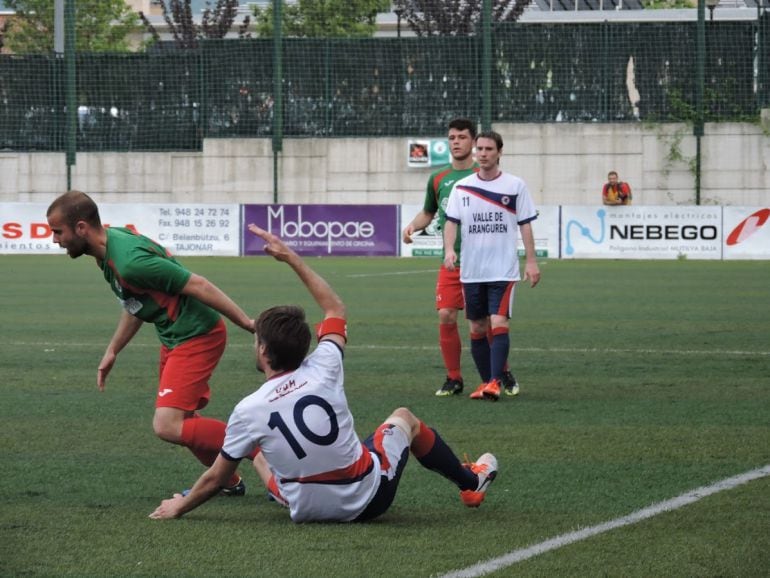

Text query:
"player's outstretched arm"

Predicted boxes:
[[248, 224, 346, 323], [149, 454, 238, 520]]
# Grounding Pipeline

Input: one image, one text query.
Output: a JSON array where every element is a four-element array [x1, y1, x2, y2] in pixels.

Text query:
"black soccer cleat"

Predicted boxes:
[[435, 377, 464, 397], [501, 371, 520, 397]]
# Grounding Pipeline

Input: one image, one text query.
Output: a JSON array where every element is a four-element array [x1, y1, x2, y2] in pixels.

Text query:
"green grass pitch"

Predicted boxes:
[[1, 254, 769, 577]]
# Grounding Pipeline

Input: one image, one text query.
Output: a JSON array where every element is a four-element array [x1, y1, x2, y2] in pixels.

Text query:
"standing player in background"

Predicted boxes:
[[150, 224, 498, 523], [403, 118, 476, 397], [402, 118, 519, 397], [46, 191, 258, 495], [403, 118, 519, 397], [443, 131, 541, 401]]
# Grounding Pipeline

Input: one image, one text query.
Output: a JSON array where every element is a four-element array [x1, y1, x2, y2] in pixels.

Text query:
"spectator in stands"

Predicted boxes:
[[602, 171, 632, 205]]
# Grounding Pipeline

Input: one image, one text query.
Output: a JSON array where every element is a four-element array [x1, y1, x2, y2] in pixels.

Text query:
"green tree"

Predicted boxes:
[[1, 0, 138, 53], [398, 0, 531, 36], [253, 0, 390, 38], [139, 0, 251, 49]]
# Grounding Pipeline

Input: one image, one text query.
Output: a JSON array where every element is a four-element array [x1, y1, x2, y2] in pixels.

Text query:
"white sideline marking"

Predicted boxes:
[[4, 341, 770, 357], [346, 269, 437, 278], [437, 465, 770, 578], [350, 345, 770, 357]]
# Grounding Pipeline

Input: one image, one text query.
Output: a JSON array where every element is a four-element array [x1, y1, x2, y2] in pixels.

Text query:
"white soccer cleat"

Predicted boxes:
[[460, 452, 498, 508]]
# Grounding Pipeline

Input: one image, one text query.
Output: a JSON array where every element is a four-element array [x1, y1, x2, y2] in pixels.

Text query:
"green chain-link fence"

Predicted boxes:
[[0, 17, 768, 152]]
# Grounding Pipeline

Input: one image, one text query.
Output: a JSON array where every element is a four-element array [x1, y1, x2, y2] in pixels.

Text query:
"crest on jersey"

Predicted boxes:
[[120, 297, 143, 315], [501, 196, 511, 206]]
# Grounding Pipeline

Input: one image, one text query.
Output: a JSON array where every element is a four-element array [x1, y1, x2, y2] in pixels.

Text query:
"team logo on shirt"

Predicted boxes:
[[270, 379, 308, 401], [120, 297, 143, 315], [501, 196, 511, 206]]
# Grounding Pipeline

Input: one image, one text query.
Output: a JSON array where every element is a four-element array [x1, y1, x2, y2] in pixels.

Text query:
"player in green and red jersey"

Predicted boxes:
[[403, 119, 520, 398], [47, 191, 257, 495], [403, 118, 478, 397]]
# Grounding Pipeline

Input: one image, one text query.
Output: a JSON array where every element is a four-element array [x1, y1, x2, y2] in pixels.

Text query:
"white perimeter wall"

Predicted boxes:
[[1, 122, 769, 207]]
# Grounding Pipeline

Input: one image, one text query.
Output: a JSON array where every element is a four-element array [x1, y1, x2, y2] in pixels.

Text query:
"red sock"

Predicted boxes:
[[180, 415, 227, 467], [180, 416, 259, 487], [410, 421, 436, 458], [439, 323, 463, 381]]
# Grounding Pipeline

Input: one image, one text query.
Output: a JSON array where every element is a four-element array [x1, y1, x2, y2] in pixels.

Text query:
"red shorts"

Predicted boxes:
[[435, 264, 464, 311], [156, 319, 227, 411]]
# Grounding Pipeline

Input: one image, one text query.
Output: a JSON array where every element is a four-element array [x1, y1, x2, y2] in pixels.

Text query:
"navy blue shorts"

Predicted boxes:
[[463, 281, 515, 321]]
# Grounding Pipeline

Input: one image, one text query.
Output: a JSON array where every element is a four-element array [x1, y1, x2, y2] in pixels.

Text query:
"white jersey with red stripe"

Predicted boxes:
[[221, 340, 380, 522], [445, 171, 538, 283]]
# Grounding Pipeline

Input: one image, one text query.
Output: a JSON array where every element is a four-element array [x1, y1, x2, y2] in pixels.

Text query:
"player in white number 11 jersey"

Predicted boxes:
[[150, 224, 498, 523], [444, 130, 541, 402]]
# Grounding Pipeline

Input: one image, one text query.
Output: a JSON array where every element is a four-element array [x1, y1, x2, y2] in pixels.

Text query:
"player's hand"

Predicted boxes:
[[96, 351, 117, 391], [402, 226, 415, 244], [149, 493, 185, 520], [444, 251, 457, 271], [524, 262, 541, 288], [248, 224, 294, 262]]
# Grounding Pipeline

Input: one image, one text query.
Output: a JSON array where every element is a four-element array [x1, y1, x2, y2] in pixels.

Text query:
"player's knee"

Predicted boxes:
[[489, 314, 508, 330], [152, 415, 182, 443], [388, 407, 420, 437], [438, 308, 458, 324]]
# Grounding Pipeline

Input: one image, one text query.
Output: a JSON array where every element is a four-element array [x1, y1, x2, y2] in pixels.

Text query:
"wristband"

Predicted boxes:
[[316, 317, 348, 342]]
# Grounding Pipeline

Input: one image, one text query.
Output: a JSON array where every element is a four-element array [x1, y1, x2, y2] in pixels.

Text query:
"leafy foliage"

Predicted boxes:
[[397, 0, 531, 37], [252, 0, 389, 38], [1, 0, 138, 53], [139, 0, 251, 49]]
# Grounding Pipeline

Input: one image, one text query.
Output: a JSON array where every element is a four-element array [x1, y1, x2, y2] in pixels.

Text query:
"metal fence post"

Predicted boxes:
[[695, 0, 706, 206], [65, 0, 76, 190], [481, 0, 491, 132], [272, 0, 283, 204]]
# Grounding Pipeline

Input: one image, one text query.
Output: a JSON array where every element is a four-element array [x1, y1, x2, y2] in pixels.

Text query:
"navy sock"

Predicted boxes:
[[412, 424, 477, 491], [490, 330, 510, 381], [470, 334, 491, 383]]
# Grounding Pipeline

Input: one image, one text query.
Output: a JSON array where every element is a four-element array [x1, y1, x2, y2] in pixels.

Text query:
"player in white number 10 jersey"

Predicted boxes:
[[151, 224, 498, 523]]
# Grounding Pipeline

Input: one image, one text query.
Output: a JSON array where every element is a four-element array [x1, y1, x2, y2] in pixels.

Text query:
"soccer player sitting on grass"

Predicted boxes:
[[150, 224, 497, 523]]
